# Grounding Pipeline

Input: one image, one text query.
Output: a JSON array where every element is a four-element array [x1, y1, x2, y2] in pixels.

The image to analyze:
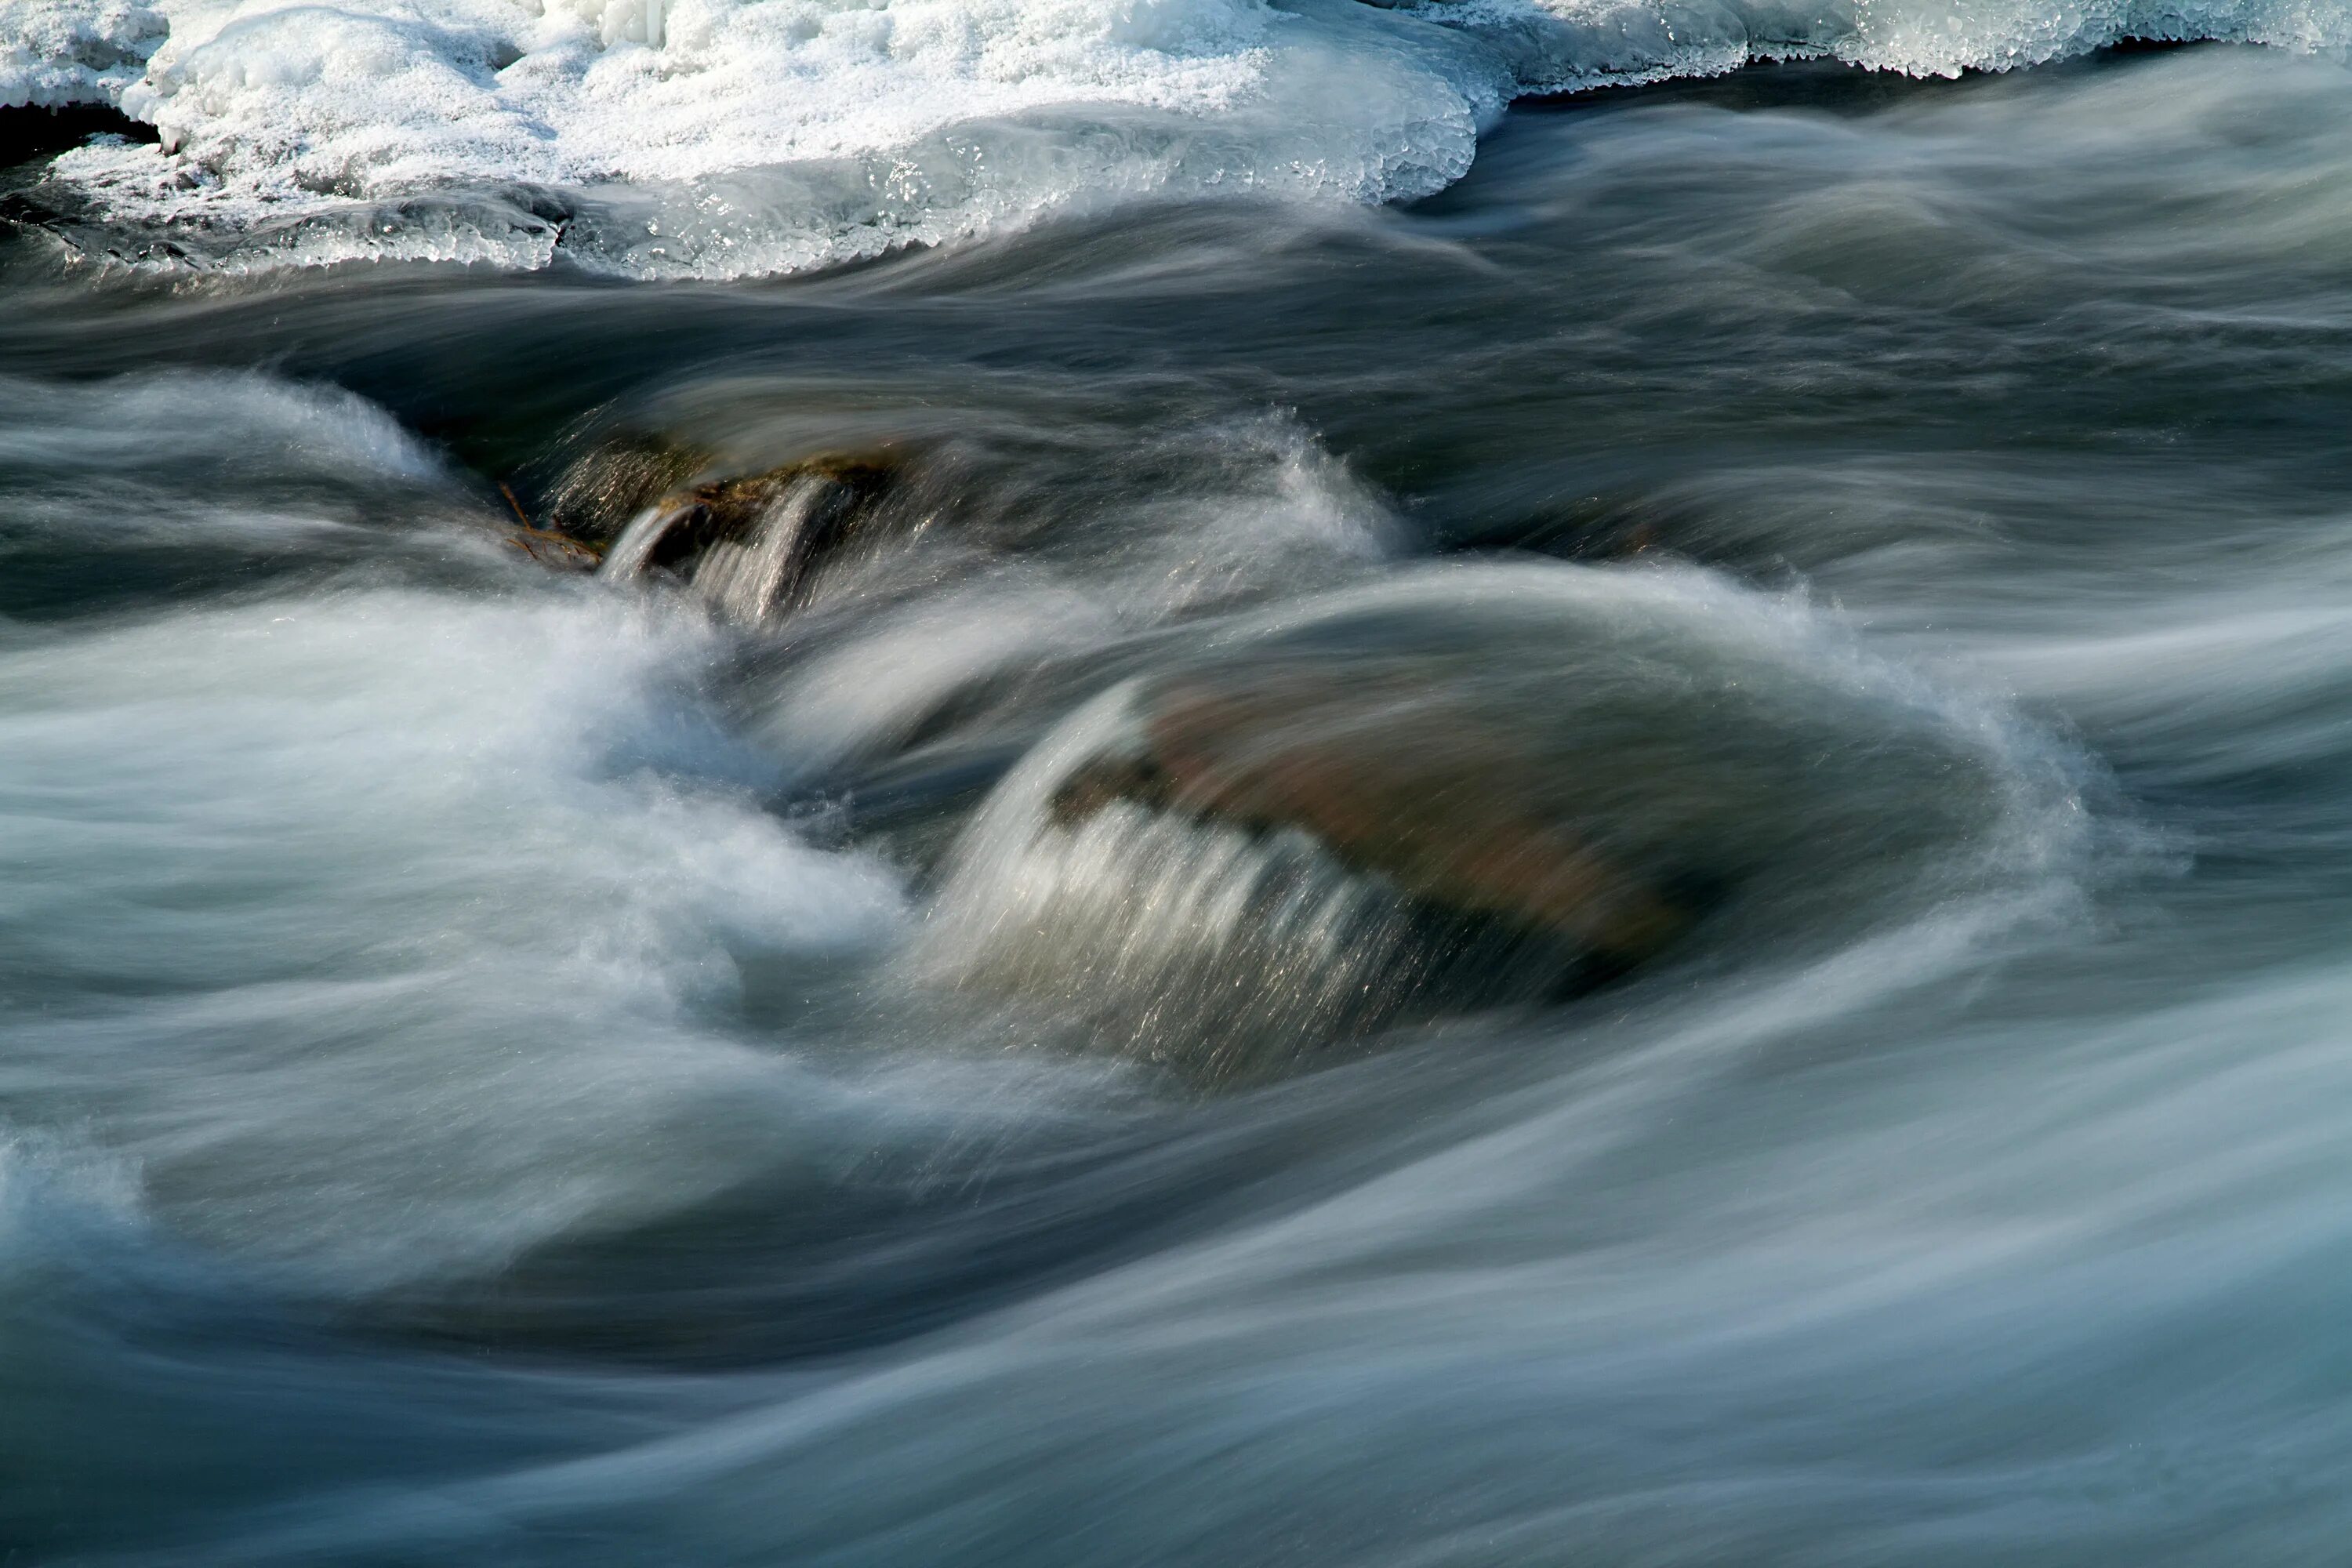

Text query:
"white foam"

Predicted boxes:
[[9, 0, 2350, 274], [0, 582, 911, 1287], [0, 366, 448, 484], [20, 0, 1500, 273]]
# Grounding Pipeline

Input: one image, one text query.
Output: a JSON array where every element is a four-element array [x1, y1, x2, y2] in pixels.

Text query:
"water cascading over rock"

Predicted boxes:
[[596, 455, 898, 622], [915, 564, 2033, 1086]]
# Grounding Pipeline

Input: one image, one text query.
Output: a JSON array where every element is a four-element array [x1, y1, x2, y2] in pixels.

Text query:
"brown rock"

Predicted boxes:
[[1051, 668, 1693, 972], [599, 454, 900, 621]]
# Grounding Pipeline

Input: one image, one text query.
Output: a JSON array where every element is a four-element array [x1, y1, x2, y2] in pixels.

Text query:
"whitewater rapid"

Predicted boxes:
[[6, 0, 2351, 274], [15, 18, 2352, 1563]]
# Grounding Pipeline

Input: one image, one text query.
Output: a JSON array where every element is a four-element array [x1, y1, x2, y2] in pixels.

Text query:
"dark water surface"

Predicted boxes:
[[9, 43, 2352, 1566]]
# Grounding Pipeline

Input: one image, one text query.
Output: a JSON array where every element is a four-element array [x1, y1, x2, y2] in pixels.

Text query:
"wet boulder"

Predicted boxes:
[[1047, 669, 1692, 974], [599, 455, 898, 622], [918, 563, 2050, 1085]]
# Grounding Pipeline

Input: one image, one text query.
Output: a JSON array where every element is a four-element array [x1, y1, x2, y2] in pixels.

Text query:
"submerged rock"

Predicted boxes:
[[499, 445, 909, 619], [599, 454, 899, 622], [1048, 670, 1693, 972], [535, 436, 710, 542], [920, 563, 2038, 1086]]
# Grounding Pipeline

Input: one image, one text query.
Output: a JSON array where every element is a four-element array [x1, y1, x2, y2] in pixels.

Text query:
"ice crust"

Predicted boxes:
[[0, 0, 164, 108], [4, 0, 2347, 275]]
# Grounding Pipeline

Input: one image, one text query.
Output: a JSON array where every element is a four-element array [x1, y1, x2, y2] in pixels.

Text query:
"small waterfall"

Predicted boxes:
[[597, 473, 839, 623], [690, 475, 831, 623], [598, 497, 691, 579], [912, 684, 1458, 1082], [935, 795, 1429, 1081], [985, 802, 1396, 988]]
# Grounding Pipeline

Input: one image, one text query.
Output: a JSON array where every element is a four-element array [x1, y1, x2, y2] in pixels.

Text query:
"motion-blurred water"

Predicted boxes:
[[8, 37, 2352, 1566]]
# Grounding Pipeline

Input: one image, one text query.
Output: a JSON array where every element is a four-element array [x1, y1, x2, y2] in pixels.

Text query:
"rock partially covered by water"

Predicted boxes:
[[599, 454, 898, 622], [920, 563, 2051, 1086], [1048, 670, 1693, 972]]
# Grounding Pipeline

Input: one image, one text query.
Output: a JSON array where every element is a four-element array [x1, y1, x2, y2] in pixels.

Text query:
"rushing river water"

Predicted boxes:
[[8, 8, 2352, 1563]]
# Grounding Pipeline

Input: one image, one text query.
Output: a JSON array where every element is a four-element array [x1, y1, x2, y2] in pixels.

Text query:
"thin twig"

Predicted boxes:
[[497, 481, 533, 529]]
